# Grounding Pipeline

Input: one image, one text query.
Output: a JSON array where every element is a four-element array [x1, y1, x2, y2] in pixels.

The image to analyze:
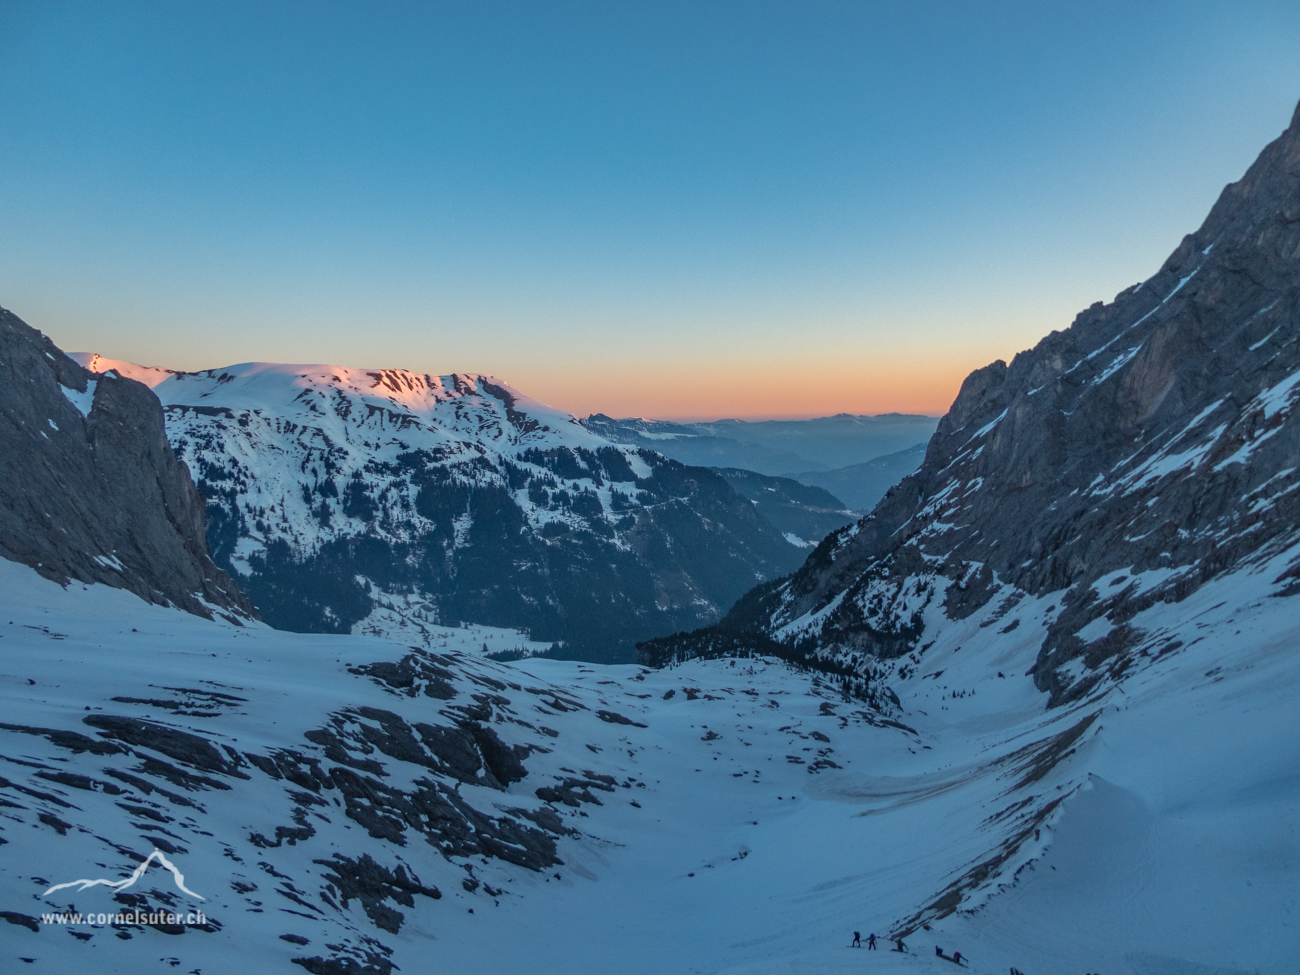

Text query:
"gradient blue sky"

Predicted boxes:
[[2, 1, 1298, 418]]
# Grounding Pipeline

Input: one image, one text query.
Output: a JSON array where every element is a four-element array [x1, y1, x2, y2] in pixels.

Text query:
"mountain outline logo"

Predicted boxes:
[[43, 849, 205, 900]]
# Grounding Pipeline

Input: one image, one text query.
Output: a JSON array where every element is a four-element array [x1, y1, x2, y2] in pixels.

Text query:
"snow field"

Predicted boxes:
[[2, 552, 1297, 974]]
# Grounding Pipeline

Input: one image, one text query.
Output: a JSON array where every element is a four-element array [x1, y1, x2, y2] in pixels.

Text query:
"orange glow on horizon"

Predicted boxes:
[[510, 354, 981, 421]]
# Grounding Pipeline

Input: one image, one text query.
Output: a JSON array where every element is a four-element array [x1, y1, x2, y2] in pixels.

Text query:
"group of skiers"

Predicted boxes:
[[934, 945, 964, 964], [849, 931, 904, 951], [849, 931, 969, 965]]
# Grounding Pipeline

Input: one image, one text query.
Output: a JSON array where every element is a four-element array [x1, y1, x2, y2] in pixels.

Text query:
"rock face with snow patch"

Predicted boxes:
[[0, 310, 254, 621], [644, 99, 1300, 706], [71, 359, 804, 662]]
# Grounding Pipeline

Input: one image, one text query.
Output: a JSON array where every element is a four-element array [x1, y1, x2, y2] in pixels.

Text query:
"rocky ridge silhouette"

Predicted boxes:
[[643, 99, 1300, 708]]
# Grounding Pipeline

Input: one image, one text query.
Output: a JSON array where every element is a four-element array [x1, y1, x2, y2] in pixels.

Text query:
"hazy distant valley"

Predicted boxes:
[[583, 412, 938, 511]]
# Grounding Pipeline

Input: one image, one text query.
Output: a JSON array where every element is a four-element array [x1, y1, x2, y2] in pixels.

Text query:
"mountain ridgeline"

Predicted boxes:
[[583, 413, 938, 471], [582, 413, 937, 512], [70, 360, 808, 663], [707, 468, 856, 546], [786, 442, 928, 512], [643, 100, 1300, 707]]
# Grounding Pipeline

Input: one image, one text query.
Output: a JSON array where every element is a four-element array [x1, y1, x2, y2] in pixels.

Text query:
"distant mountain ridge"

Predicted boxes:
[[582, 411, 939, 475], [784, 441, 928, 512], [706, 468, 856, 546], [72, 357, 806, 662]]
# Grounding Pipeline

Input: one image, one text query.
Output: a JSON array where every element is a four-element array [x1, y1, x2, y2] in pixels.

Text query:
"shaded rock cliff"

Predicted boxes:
[[0, 309, 255, 621]]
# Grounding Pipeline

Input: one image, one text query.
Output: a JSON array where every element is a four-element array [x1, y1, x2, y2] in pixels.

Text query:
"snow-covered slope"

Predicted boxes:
[[68, 358, 805, 663], [2, 537, 1296, 974]]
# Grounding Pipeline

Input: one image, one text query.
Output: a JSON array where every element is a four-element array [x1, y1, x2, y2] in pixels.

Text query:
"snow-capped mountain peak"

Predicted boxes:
[[71, 352, 177, 389], [72, 354, 806, 660], [73, 357, 599, 448]]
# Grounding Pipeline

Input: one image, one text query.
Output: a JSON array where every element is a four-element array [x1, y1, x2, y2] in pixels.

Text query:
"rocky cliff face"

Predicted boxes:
[[70, 360, 804, 662], [0, 310, 254, 621], [643, 100, 1300, 707]]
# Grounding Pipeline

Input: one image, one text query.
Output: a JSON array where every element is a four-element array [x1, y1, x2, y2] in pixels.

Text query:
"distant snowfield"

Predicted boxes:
[[1, 557, 1296, 974]]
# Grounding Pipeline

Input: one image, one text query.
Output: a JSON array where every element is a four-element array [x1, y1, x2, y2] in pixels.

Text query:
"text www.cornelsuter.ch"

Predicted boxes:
[[41, 909, 208, 926]]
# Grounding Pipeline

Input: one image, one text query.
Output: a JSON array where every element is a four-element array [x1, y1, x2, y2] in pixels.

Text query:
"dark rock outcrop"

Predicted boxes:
[[643, 99, 1300, 706], [313, 853, 441, 934], [0, 309, 254, 620]]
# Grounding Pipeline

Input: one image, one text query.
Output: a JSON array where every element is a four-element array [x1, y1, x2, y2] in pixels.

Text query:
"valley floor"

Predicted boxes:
[[1, 559, 1296, 975]]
